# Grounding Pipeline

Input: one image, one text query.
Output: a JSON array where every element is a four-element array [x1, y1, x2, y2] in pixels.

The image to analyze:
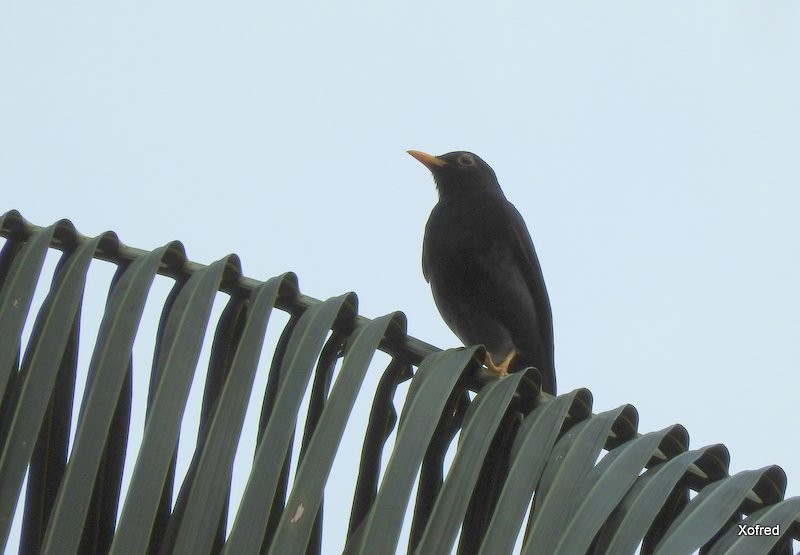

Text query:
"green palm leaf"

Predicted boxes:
[[1, 209, 798, 555]]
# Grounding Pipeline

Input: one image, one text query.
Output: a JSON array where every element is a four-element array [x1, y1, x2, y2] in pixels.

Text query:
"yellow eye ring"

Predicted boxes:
[[457, 153, 475, 166]]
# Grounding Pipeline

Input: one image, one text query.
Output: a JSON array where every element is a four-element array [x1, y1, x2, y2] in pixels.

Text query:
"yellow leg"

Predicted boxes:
[[483, 349, 516, 378]]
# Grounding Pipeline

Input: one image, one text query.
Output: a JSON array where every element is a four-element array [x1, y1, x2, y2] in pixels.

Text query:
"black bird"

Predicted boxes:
[[408, 150, 556, 394]]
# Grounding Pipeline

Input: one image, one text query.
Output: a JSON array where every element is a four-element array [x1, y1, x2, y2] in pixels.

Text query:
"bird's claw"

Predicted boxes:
[[483, 350, 517, 378]]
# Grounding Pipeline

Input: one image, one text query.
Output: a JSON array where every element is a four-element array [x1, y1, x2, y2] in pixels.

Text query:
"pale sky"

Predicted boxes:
[[2, 1, 799, 553]]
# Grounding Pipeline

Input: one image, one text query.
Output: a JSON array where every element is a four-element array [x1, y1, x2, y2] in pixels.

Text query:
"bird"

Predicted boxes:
[[408, 149, 556, 394]]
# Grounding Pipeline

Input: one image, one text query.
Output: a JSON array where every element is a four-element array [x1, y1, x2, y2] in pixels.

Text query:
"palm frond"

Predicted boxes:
[[1, 209, 798, 555]]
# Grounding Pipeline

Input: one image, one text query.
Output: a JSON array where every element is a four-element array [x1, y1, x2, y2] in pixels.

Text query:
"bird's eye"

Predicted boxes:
[[457, 153, 475, 167]]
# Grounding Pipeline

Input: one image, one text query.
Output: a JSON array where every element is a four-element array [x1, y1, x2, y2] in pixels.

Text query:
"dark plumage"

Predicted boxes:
[[408, 149, 556, 394]]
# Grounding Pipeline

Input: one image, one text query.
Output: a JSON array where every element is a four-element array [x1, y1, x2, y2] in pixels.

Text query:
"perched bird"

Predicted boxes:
[[408, 150, 556, 394]]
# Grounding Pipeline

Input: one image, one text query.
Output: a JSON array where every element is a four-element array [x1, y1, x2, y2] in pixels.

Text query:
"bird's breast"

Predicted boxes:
[[423, 196, 512, 286]]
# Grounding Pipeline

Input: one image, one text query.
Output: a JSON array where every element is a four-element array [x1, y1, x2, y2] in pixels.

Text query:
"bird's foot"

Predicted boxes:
[[483, 350, 517, 378]]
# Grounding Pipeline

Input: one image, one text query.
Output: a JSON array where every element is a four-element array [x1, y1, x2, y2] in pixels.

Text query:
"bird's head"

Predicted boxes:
[[407, 150, 502, 199]]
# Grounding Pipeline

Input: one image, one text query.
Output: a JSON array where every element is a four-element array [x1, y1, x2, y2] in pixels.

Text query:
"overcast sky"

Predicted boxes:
[[2, 1, 799, 553]]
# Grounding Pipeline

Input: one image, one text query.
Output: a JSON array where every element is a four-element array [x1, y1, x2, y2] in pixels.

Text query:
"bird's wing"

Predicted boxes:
[[422, 239, 430, 282], [504, 202, 554, 349]]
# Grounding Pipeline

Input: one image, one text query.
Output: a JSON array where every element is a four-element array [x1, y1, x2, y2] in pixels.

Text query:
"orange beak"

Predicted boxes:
[[407, 150, 448, 171]]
